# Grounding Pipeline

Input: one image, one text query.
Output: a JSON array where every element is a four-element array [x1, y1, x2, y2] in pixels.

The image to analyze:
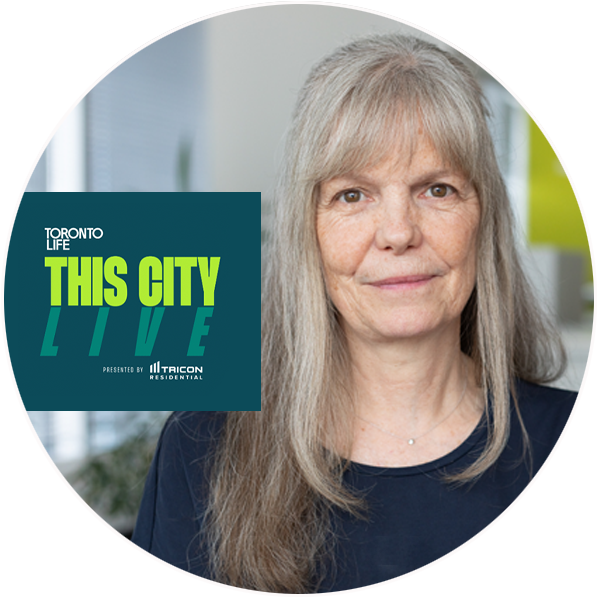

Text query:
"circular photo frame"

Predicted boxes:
[[3, 2, 596, 594]]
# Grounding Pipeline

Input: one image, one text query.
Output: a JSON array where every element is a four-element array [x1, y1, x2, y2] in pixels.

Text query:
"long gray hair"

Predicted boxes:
[[204, 33, 566, 593]]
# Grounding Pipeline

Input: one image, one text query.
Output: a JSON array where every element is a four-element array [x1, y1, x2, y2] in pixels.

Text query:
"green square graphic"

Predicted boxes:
[[5, 192, 261, 410]]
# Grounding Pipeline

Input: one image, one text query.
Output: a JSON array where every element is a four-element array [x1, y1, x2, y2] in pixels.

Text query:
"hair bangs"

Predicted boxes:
[[317, 108, 415, 183], [418, 93, 482, 183], [306, 68, 483, 189]]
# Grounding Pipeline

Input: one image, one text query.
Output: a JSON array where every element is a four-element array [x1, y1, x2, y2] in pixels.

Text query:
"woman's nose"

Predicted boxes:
[[374, 194, 423, 254]]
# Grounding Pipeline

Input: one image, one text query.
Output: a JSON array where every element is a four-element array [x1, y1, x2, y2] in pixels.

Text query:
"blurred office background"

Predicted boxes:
[[23, 6, 592, 534]]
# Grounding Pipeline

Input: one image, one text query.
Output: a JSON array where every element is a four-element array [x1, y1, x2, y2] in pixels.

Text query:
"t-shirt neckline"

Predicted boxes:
[[348, 412, 489, 477]]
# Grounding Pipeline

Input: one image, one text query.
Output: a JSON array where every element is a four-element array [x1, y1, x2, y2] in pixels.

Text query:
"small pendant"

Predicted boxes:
[[408, 438, 415, 445]]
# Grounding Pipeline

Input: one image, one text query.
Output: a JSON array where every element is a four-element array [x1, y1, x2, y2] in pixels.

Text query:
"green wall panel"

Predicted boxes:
[[528, 90, 597, 280]]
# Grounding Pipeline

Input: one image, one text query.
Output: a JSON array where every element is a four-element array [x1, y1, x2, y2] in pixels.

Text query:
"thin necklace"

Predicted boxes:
[[356, 366, 469, 446]]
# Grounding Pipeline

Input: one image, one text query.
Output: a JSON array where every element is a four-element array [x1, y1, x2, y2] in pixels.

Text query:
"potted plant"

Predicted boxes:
[[73, 411, 169, 521]]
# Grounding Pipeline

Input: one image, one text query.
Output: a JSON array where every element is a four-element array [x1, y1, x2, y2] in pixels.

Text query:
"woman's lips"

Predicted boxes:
[[367, 274, 436, 290]]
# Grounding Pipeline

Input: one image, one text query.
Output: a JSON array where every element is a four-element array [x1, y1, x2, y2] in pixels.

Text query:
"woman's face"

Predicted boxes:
[[316, 136, 480, 345]]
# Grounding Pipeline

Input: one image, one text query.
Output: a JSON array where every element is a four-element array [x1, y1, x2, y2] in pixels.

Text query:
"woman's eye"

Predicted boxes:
[[337, 189, 364, 203], [424, 184, 455, 198]]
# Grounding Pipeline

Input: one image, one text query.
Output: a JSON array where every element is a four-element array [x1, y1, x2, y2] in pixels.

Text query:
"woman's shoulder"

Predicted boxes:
[[515, 378, 577, 413], [515, 378, 577, 403], [157, 411, 227, 465], [164, 411, 227, 438], [159, 411, 227, 446], [165, 410, 227, 427], [131, 412, 227, 565], [514, 378, 577, 453]]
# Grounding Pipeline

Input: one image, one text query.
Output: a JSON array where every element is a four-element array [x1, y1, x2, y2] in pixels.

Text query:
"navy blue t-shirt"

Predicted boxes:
[[132, 379, 576, 591]]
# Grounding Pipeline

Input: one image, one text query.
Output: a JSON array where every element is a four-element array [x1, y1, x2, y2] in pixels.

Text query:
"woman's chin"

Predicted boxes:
[[342, 306, 459, 345], [349, 318, 454, 345]]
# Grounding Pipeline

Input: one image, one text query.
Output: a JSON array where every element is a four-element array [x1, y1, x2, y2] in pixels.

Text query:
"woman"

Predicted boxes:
[[132, 34, 576, 593]]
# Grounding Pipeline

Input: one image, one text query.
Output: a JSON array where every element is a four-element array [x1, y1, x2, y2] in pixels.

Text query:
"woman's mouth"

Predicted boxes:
[[367, 274, 436, 290]]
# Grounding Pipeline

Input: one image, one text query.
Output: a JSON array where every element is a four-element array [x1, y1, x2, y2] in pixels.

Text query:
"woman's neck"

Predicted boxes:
[[345, 322, 483, 467]]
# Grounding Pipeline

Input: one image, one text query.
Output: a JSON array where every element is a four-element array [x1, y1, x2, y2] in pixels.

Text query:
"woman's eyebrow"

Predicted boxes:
[[325, 169, 465, 189], [323, 173, 375, 187], [409, 169, 463, 184]]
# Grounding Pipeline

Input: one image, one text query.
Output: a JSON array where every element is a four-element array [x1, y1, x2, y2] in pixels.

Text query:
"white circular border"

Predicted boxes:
[[13, 0, 596, 597]]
